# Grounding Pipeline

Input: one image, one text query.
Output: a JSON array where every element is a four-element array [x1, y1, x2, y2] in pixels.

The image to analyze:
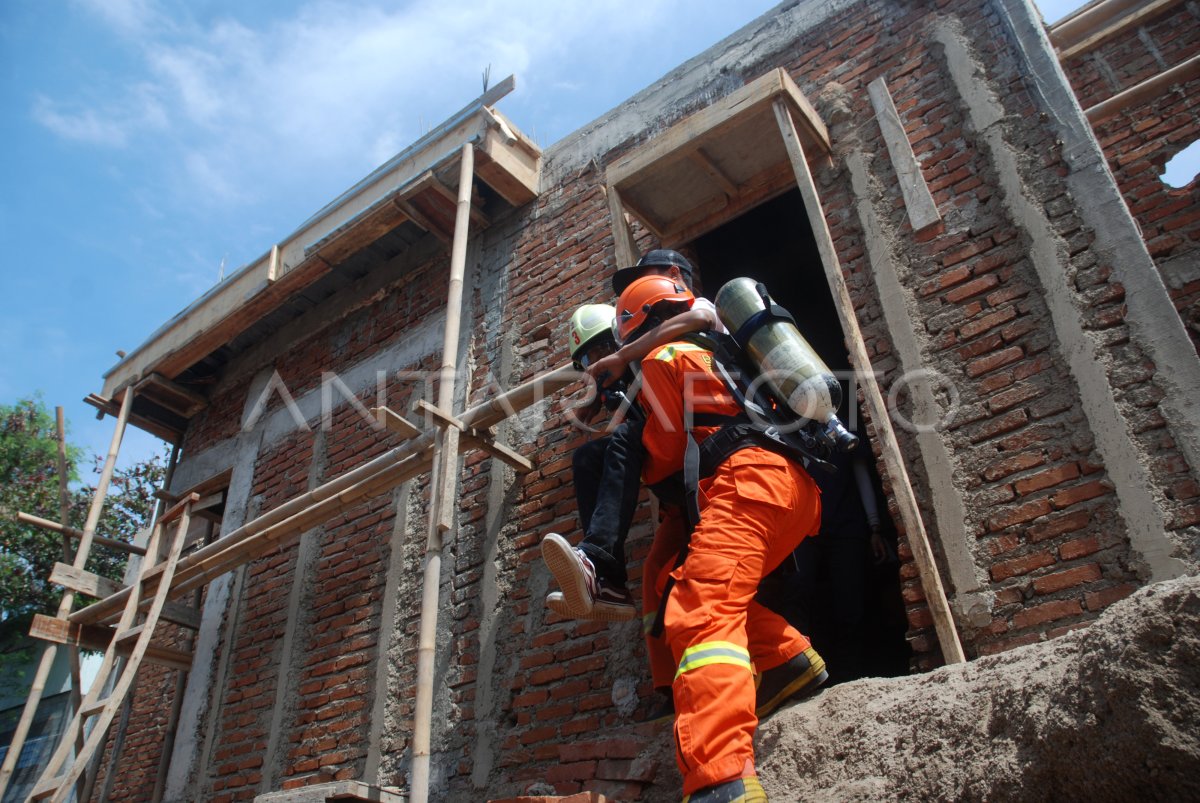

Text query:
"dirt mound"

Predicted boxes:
[[751, 575, 1200, 801]]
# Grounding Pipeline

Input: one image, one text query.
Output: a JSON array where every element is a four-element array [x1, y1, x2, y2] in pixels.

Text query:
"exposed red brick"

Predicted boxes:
[[991, 549, 1056, 581], [966, 346, 1025, 377], [1032, 563, 1103, 595], [1012, 599, 1082, 630], [1085, 583, 1138, 611], [986, 498, 1052, 533], [1050, 480, 1112, 509], [1015, 463, 1081, 496], [1028, 508, 1092, 542]]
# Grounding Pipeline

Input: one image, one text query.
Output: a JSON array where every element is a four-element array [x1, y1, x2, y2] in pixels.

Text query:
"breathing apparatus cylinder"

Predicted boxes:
[[714, 277, 859, 453]]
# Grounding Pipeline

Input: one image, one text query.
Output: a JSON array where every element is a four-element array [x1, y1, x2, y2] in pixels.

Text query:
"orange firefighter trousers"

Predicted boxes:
[[642, 503, 815, 693], [663, 448, 821, 795]]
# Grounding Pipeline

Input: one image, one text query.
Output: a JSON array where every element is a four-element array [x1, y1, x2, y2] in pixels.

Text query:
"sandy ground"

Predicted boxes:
[[634, 574, 1200, 801]]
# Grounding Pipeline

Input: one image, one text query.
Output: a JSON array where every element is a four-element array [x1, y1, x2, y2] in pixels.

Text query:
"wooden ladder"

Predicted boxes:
[[28, 493, 198, 803]]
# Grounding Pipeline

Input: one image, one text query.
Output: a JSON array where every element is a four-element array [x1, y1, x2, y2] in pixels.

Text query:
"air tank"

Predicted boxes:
[[715, 277, 858, 452]]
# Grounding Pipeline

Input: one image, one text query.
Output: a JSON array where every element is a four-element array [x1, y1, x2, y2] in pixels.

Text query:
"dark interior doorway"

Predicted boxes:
[[688, 189, 912, 683]]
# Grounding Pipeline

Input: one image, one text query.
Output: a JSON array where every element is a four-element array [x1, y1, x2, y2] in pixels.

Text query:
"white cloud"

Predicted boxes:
[[184, 151, 244, 203], [72, 0, 160, 37], [35, 0, 688, 217], [32, 96, 131, 146]]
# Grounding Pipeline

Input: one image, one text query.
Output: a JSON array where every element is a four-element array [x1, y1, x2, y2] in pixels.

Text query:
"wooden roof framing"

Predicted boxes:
[[98, 77, 542, 439], [1048, 0, 1199, 124], [1048, 0, 1185, 60], [605, 68, 831, 247]]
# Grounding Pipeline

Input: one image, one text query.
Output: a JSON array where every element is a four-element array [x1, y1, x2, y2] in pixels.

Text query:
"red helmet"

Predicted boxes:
[[615, 274, 694, 342]]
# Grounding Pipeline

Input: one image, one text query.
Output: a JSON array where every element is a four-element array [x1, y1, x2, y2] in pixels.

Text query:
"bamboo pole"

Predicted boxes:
[[1085, 52, 1200, 123], [56, 408, 88, 803], [151, 517, 207, 803], [69, 362, 581, 634], [70, 439, 436, 626], [411, 141, 475, 803], [92, 443, 180, 803], [42, 504, 194, 803], [0, 390, 134, 800], [459, 363, 578, 431], [772, 99, 966, 663], [16, 512, 147, 556]]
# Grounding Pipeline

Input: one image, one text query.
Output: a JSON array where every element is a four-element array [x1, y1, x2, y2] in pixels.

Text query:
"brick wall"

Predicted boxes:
[[1060, 3, 1200, 352], [96, 1, 1200, 800]]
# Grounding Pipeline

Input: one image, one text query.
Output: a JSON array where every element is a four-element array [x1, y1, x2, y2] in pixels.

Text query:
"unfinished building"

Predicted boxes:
[[7, 0, 1199, 800]]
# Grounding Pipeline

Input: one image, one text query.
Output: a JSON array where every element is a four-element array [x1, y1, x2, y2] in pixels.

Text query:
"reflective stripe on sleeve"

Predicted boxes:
[[675, 640, 752, 679], [654, 343, 710, 362]]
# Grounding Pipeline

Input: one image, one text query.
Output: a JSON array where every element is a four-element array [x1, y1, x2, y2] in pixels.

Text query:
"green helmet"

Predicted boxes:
[[569, 304, 617, 367]]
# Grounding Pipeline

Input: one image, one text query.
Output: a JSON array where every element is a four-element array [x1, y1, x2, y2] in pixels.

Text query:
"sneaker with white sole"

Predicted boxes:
[[545, 590, 637, 622], [541, 533, 636, 621]]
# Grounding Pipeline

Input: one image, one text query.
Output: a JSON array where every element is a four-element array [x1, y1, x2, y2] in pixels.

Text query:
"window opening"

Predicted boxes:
[[689, 189, 912, 683], [1161, 139, 1200, 189]]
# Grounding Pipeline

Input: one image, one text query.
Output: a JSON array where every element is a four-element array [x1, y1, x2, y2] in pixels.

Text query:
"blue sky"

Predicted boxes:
[[0, 0, 1107, 476]]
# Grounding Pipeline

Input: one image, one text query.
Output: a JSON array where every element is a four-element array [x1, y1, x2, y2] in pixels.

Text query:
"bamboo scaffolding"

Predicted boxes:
[[32, 499, 196, 802], [411, 141, 475, 803], [90, 442, 181, 803], [67, 364, 579, 632], [0, 390, 134, 800]]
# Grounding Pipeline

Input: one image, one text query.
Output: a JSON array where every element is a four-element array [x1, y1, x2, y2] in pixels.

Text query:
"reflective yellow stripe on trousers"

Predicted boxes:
[[675, 640, 752, 679]]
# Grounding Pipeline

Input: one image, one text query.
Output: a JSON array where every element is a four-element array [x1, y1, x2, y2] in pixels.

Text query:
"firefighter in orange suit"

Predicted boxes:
[[616, 274, 826, 803]]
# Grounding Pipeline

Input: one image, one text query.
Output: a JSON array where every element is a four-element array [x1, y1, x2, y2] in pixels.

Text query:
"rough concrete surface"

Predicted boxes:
[[742, 575, 1200, 801]]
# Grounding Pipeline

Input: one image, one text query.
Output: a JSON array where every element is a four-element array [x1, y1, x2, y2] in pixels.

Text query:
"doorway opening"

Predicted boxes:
[[687, 189, 912, 683]]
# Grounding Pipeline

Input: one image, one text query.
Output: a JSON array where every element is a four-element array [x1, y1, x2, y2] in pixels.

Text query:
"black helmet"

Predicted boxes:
[[612, 249, 694, 295]]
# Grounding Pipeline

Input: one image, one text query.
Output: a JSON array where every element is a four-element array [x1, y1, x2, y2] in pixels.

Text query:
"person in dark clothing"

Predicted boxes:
[[543, 251, 725, 621]]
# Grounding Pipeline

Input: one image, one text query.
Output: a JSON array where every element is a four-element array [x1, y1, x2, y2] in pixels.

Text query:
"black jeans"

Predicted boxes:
[[572, 418, 646, 587]]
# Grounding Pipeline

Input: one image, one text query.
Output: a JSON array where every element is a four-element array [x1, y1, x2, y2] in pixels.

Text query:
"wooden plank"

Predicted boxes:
[[423, 174, 489, 230], [135, 373, 209, 418], [391, 197, 442, 240], [307, 192, 412, 265], [773, 97, 966, 664], [29, 615, 193, 672], [50, 563, 120, 598], [461, 430, 534, 473], [662, 162, 799, 248], [48, 562, 207, 632], [84, 393, 183, 445], [476, 123, 541, 206], [79, 698, 108, 719], [607, 69, 789, 186], [606, 68, 830, 189], [867, 77, 942, 234], [689, 148, 739, 197], [161, 492, 201, 524], [72, 438, 440, 626], [369, 406, 422, 439], [193, 491, 225, 514], [415, 399, 465, 431], [605, 186, 639, 269]]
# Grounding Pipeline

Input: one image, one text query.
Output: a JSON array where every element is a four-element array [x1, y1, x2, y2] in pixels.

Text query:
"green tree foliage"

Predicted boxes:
[[0, 398, 165, 671]]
